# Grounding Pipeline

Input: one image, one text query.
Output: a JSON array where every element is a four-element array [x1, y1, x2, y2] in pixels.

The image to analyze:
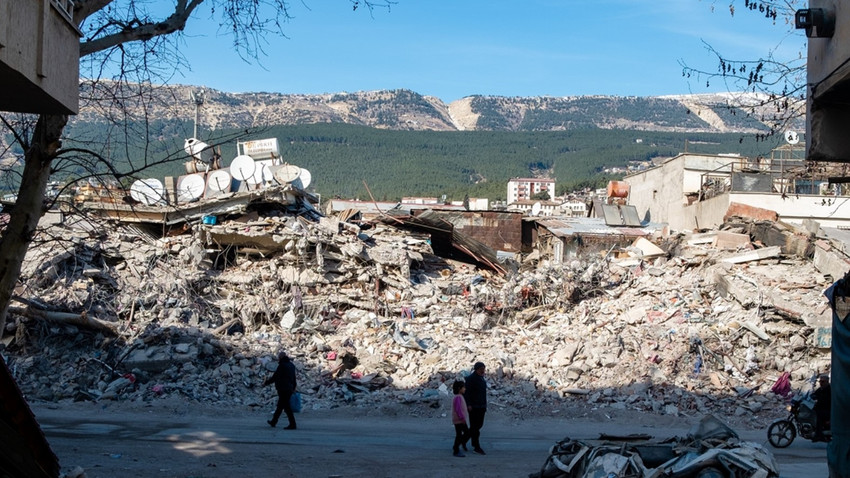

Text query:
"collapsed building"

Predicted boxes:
[[1, 130, 847, 478], [0, 178, 841, 440]]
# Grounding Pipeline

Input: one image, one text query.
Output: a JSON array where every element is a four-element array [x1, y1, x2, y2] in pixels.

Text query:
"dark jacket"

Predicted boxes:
[[813, 383, 831, 416], [265, 357, 297, 393], [464, 372, 487, 409]]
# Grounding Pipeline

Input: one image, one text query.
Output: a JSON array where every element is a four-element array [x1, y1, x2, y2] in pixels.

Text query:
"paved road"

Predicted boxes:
[[33, 404, 827, 478]]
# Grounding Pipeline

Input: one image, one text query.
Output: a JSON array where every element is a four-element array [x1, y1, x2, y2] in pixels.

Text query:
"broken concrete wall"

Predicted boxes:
[[0, 209, 836, 431], [682, 192, 730, 231], [724, 202, 779, 223], [813, 239, 850, 280]]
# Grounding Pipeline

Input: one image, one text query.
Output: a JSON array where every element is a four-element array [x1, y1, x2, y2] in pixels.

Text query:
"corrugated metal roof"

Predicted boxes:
[[537, 217, 655, 238], [329, 200, 468, 215]]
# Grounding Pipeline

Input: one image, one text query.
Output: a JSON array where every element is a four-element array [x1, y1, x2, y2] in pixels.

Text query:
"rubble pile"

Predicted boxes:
[[531, 414, 779, 478], [1, 211, 834, 427]]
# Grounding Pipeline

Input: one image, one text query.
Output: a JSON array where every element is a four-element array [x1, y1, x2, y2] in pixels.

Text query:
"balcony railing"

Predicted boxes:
[[695, 144, 850, 199]]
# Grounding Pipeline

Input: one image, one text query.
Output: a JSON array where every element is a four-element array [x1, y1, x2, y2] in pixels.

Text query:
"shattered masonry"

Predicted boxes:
[[0, 203, 839, 429]]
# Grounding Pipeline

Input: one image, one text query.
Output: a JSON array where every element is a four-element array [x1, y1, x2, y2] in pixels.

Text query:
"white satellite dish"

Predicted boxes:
[[177, 174, 206, 202], [274, 164, 301, 184], [230, 155, 256, 181], [297, 168, 312, 189], [207, 170, 232, 193], [785, 130, 800, 145], [531, 202, 542, 217], [247, 161, 273, 186], [130, 178, 165, 206], [184, 138, 214, 163]]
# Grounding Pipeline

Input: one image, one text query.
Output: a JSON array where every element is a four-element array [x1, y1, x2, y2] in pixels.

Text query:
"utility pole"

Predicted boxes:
[[191, 89, 205, 139]]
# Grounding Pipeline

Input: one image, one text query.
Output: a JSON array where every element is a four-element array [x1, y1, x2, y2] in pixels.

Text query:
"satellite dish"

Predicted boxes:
[[177, 174, 206, 202], [130, 178, 165, 206], [184, 138, 214, 163], [207, 170, 232, 193], [297, 168, 312, 189], [785, 130, 800, 145], [531, 202, 542, 217], [273, 164, 301, 184], [247, 162, 273, 186], [230, 155, 256, 181]]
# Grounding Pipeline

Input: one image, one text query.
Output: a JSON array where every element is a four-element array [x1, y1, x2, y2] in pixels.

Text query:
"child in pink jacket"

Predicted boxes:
[[451, 380, 470, 457]]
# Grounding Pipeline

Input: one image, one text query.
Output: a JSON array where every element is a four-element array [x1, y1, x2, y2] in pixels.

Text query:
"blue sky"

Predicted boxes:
[[170, 0, 806, 102]]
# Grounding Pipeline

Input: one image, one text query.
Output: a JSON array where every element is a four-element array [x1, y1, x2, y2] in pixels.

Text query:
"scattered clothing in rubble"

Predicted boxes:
[[771, 372, 791, 398]]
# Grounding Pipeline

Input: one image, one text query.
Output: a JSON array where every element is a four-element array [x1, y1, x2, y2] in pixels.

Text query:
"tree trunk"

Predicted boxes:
[[0, 113, 67, 337], [8, 306, 118, 336]]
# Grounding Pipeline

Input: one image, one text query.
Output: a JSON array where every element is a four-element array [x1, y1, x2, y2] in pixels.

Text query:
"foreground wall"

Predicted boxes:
[[0, 0, 80, 114]]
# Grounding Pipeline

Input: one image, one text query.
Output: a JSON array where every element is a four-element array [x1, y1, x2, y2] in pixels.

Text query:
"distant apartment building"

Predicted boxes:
[[561, 200, 588, 217], [400, 196, 489, 211], [507, 178, 555, 204], [509, 200, 561, 216], [401, 197, 442, 205]]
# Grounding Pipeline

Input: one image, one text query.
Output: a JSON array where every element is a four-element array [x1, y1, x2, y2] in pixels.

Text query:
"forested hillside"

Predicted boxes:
[[467, 95, 772, 133], [60, 122, 784, 202], [2, 84, 796, 201]]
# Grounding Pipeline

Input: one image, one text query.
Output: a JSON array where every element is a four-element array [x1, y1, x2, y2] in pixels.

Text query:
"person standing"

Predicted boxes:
[[464, 361, 487, 455], [812, 374, 832, 441], [451, 380, 470, 457], [264, 351, 297, 430]]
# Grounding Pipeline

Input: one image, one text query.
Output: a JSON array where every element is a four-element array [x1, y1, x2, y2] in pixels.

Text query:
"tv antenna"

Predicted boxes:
[[191, 89, 205, 138]]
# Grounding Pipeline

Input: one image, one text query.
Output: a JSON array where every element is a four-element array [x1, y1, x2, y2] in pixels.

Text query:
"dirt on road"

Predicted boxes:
[[33, 398, 827, 478]]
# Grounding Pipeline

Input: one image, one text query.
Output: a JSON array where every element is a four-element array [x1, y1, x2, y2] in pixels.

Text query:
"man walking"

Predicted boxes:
[[464, 361, 488, 455], [264, 351, 297, 430]]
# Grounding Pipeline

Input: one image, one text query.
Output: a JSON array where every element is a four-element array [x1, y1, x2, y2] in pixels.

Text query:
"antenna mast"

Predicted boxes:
[[192, 89, 205, 138]]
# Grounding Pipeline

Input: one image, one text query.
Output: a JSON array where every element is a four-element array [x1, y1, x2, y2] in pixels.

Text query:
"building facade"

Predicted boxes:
[[625, 151, 850, 231], [507, 178, 556, 204], [0, 0, 81, 114]]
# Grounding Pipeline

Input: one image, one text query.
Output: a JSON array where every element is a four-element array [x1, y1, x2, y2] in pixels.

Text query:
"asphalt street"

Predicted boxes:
[[32, 403, 828, 478]]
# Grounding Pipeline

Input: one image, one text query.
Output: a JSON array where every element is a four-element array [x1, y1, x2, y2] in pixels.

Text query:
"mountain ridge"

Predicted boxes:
[[74, 82, 804, 135]]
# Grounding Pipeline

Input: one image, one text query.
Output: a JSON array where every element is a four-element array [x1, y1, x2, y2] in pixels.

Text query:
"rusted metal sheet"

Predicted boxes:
[[378, 209, 508, 275], [413, 209, 524, 253]]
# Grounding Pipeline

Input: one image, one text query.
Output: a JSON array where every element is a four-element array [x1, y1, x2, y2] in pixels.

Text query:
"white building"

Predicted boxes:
[[625, 149, 850, 231], [401, 197, 442, 205], [507, 178, 556, 204], [561, 200, 588, 217], [400, 196, 489, 211], [508, 200, 561, 216]]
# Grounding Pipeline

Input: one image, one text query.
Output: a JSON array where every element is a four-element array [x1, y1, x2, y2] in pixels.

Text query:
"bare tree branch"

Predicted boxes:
[[79, 0, 205, 57], [680, 1, 807, 140], [0, 0, 399, 336]]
